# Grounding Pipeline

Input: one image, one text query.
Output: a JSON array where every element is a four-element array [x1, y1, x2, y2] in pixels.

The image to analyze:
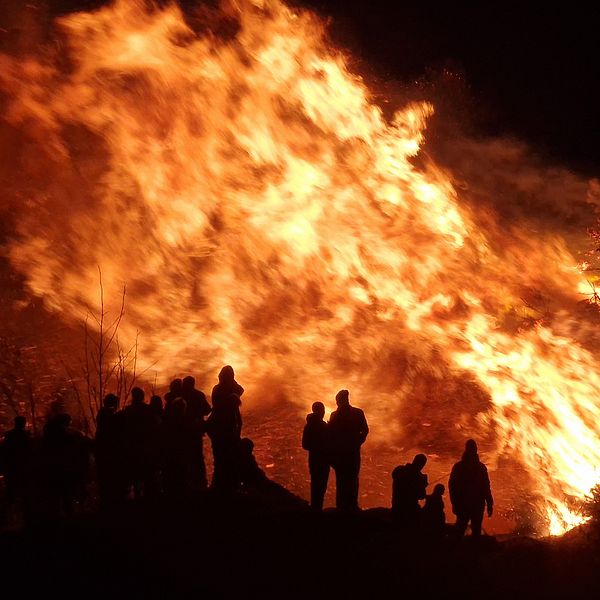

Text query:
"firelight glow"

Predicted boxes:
[[1, 0, 598, 534]]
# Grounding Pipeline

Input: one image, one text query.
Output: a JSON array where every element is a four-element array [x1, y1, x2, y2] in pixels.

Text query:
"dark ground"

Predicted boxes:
[[1, 490, 599, 600]]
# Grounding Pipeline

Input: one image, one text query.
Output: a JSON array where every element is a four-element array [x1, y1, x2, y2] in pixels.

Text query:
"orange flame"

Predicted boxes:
[[1, 0, 599, 533]]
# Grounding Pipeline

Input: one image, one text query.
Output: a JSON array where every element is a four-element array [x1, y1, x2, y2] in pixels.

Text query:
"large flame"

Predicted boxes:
[[1, 0, 599, 533]]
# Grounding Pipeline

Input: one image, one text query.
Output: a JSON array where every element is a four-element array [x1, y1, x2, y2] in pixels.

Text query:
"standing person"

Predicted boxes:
[[95, 394, 126, 509], [448, 439, 493, 538], [391, 453, 428, 527], [328, 389, 368, 511], [182, 376, 211, 490], [42, 413, 92, 517], [149, 395, 164, 420], [301, 402, 330, 511], [206, 393, 242, 493], [0, 416, 32, 523], [121, 387, 158, 500], [422, 483, 446, 540], [164, 379, 183, 421], [211, 366, 244, 412]]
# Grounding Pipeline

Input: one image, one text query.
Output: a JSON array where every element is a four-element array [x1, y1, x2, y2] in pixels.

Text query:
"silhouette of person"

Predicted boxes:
[[208, 366, 244, 492], [206, 390, 242, 493], [149, 395, 164, 420], [211, 366, 244, 412], [391, 453, 428, 527], [238, 437, 305, 507], [42, 413, 92, 517], [448, 439, 493, 538], [301, 401, 330, 511], [164, 378, 183, 421], [238, 437, 267, 486], [182, 376, 211, 490], [0, 416, 32, 520], [164, 379, 183, 404], [121, 387, 160, 500], [95, 394, 126, 508], [161, 397, 191, 496], [328, 389, 368, 511], [422, 483, 446, 540]]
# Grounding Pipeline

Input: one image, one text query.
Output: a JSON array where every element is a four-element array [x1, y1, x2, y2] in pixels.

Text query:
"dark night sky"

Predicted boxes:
[[38, 1, 600, 175], [301, 1, 600, 175]]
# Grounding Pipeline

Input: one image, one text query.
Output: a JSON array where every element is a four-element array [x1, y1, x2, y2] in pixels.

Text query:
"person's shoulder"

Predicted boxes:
[[449, 460, 461, 473], [350, 406, 365, 417], [392, 464, 407, 477]]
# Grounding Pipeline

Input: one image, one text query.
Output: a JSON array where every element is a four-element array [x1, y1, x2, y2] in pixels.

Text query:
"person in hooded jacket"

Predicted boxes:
[[211, 366, 244, 414], [301, 401, 330, 511], [207, 367, 244, 492], [422, 483, 446, 540], [448, 439, 493, 538]]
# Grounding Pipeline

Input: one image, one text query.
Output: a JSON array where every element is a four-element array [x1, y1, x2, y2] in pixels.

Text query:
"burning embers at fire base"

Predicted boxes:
[[0, 0, 599, 534]]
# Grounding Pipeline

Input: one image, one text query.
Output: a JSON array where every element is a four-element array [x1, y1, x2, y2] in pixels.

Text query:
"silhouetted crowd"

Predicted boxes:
[[0, 366, 494, 539], [301, 389, 493, 539]]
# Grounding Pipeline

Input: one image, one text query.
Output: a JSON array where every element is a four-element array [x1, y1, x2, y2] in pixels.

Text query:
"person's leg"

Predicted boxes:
[[348, 451, 360, 510], [197, 439, 208, 490], [310, 460, 329, 510], [454, 512, 469, 538], [334, 460, 348, 510], [470, 503, 486, 537]]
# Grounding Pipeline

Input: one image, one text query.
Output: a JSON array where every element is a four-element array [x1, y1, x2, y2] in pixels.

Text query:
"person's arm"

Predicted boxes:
[[359, 410, 369, 444], [448, 465, 459, 514], [301, 424, 311, 451], [418, 474, 428, 500], [201, 394, 212, 417], [483, 465, 493, 516]]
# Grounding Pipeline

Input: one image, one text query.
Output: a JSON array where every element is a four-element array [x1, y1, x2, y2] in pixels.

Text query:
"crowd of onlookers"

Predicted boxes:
[[0, 365, 494, 539], [302, 391, 493, 538]]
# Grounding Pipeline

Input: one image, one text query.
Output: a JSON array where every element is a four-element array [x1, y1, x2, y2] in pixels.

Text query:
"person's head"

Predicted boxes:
[[335, 389, 349, 408], [103, 393, 119, 411], [465, 438, 477, 453], [131, 387, 145, 405], [240, 437, 254, 456], [14, 416, 26, 430], [412, 453, 427, 471], [169, 378, 183, 394], [150, 395, 163, 411], [462, 438, 479, 461], [182, 376, 195, 390], [433, 483, 445, 497], [311, 401, 325, 419], [219, 365, 235, 384], [49, 398, 63, 415]]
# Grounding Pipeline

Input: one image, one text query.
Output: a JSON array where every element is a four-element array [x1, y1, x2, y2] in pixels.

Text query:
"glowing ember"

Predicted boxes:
[[1, 0, 599, 534]]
